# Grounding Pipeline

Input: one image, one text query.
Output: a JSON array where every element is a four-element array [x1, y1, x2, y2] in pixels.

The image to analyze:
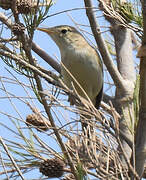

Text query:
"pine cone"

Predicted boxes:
[[12, 23, 25, 35], [0, 0, 12, 10], [17, 0, 32, 14], [39, 159, 65, 178], [26, 113, 49, 131]]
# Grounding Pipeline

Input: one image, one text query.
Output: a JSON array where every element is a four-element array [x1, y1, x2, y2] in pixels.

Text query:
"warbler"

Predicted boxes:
[[37, 25, 103, 130]]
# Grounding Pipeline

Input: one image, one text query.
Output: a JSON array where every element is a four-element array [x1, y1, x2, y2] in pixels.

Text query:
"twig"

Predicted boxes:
[[0, 137, 25, 180], [32, 42, 61, 73]]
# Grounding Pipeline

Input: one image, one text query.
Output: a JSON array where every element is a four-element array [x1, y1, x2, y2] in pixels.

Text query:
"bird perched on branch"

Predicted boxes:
[[37, 25, 103, 132]]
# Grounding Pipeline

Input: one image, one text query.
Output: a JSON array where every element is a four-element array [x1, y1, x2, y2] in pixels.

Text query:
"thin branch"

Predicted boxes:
[[32, 42, 61, 73], [0, 49, 59, 86], [0, 137, 25, 180], [0, 12, 61, 74]]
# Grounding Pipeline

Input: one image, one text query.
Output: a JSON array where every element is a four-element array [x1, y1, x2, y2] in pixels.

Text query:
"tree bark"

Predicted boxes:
[[135, 0, 146, 177], [111, 26, 135, 162]]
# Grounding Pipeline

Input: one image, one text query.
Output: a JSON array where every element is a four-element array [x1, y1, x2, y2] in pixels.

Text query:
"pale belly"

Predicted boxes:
[[61, 52, 103, 103]]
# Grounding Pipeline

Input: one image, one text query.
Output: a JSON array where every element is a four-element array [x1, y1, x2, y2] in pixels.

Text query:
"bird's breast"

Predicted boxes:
[[61, 48, 103, 101]]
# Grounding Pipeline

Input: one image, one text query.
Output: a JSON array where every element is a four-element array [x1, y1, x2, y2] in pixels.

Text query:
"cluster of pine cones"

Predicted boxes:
[[0, 0, 33, 14]]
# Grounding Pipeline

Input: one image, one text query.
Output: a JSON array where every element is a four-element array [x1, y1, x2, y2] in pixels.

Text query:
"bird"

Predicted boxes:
[[37, 25, 103, 132]]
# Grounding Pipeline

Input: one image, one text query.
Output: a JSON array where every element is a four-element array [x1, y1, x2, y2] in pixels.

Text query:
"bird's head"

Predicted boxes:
[[37, 25, 86, 51]]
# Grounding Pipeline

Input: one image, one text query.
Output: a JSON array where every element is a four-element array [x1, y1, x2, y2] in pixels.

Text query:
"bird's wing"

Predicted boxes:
[[95, 85, 103, 109]]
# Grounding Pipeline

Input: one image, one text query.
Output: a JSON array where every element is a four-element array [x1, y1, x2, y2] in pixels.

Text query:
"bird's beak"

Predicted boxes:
[[37, 27, 55, 34]]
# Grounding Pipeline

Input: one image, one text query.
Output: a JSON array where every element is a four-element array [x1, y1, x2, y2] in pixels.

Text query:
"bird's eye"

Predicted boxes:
[[61, 29, 67, 34]]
